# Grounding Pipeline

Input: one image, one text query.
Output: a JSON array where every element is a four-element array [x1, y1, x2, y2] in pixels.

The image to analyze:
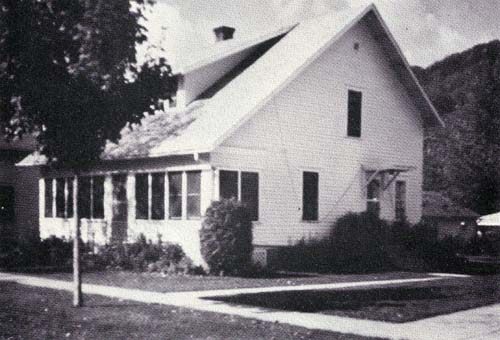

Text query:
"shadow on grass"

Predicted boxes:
[[204, 281, 500, 323]]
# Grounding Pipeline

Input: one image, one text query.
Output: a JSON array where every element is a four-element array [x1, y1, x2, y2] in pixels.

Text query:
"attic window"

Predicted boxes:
[[354, 42, 360, 51]]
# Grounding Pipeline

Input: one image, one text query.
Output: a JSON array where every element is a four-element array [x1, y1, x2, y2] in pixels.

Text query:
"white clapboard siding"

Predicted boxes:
[[215, 19, 423, 247]]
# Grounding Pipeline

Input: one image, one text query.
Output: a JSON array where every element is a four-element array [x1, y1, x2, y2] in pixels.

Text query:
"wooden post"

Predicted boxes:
[[73, 176, 83, 307]]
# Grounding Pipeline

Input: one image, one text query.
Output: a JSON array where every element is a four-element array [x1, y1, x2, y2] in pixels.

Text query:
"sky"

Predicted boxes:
[[137, 0, 500, 68]]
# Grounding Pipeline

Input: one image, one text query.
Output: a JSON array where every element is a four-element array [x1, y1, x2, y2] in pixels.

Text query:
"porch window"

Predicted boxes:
[[187, 171, 201, 219], [46, 177, 74, 218], [347, 90, 362, 137], [395, 181, 406, 221], [151, 173, 165, 220], [135, 174, 149, 219], [135, 172, 166, 220], [302, 172, 319, 221], [168, 172, 182, 219], [67, 179, 74, 218], [219, 170, 259, 221], [56, 178, 65, 218], [44, 178, 53, 217], [78, 176, 104, 219], [92, 176, 105, 219]]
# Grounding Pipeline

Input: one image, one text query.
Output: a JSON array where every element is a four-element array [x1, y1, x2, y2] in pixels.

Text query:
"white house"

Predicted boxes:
[[19, 4, 443, 265]]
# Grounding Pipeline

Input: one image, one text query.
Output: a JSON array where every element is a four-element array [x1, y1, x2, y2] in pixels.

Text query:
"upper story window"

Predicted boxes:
[[347, 90, 362, 137], [395, 181, 407, 221], [219, 170, 259, 221], [302, 171, 319, 221]]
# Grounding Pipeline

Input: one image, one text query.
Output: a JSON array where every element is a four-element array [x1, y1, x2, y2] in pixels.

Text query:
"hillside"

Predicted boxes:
[[412, 40, 500, 215]]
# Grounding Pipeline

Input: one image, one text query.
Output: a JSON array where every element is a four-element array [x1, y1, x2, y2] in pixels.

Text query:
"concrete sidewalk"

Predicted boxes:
[[1, 272, 499, 340]]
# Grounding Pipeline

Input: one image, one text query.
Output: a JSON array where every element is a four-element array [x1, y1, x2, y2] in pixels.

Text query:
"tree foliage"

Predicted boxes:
[[0, 0, 176, 166], [414, 40, 500, 215]]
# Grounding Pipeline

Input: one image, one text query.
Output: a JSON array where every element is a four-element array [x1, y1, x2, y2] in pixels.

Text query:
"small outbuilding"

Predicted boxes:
[[422, 191, 479, 240]]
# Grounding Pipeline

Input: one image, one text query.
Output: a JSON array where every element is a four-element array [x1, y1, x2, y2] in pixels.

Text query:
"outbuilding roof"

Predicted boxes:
[[18, 3, 443, 166], [422, 191, 479, 219]]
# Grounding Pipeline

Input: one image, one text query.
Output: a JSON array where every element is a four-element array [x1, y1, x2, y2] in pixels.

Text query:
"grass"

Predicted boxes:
[[206, 274, 500, 323], [35, 271, 432, 293], [0, 281, 382, 340]]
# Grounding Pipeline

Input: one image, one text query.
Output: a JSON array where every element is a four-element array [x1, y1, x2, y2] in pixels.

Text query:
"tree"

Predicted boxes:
[[0, 0, 175, 306], [417, 41, 500, 215]]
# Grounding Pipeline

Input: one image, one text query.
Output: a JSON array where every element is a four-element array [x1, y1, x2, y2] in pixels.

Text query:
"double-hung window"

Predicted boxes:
[[135, 172, 166, 220], [219, 170, 259, 221], [167, 171, 202, 220], [302, 172, 319, 221]]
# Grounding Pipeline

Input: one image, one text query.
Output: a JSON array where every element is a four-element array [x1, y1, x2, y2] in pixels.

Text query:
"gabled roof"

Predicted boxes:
[[18, 4, 443, 166], [150, 3, 443, 158], [423, 191, 479, 219]]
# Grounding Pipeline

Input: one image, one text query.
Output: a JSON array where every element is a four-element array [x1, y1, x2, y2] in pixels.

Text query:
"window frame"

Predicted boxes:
[[218, 169, 260, 222], [302, 171, 319, 222]]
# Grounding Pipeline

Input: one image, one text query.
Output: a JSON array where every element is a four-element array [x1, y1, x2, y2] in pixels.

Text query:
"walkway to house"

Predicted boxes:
[[1, 272, 499, 340]]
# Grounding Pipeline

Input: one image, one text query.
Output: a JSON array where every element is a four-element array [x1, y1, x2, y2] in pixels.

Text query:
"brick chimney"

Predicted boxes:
[[213, 26, 235, 42]]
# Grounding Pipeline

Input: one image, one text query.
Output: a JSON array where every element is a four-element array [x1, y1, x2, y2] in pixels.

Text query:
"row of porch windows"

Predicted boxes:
[[44, 170, 260, 221]]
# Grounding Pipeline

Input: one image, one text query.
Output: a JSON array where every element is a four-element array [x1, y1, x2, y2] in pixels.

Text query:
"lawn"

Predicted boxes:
[[0, 281, 382, 340], [206, 274, 500, 323], [36, 270, 432, 293]]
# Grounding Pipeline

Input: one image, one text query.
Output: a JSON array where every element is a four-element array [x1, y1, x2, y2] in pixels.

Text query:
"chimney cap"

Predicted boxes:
[[213, 26, 235, 42]]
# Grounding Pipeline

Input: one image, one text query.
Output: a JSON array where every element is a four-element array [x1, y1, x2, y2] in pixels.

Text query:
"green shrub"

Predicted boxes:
[[200, 198, 253, 275], [330, 212, 393, 272]]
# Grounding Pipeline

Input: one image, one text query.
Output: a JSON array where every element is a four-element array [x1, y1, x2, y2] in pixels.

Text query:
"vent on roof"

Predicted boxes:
[[213, 26, 235, 42]]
